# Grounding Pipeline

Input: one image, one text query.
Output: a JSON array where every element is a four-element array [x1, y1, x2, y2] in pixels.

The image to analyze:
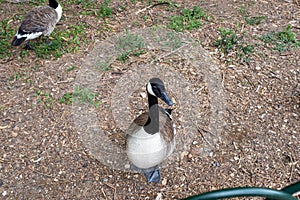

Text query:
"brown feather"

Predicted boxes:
[[19, 6, 58, 36]]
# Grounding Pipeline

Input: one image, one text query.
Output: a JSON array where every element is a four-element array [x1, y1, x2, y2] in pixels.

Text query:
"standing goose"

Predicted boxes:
[[11, 0, 62, 48], [126, 78, 175, 183]]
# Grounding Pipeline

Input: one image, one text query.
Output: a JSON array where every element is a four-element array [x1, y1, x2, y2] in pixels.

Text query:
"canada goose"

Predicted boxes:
[[11, 0, 62, 49], [126, 78, 175, 183]]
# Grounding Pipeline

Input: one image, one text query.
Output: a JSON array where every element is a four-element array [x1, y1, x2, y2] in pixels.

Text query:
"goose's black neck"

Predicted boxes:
[[49, 0, 59, 9], [144, 93, 159, 134]]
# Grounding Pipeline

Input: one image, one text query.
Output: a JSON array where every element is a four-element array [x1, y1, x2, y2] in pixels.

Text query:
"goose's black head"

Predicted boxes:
[[146, 78, 173, 106], [49, 0, 59, 9]]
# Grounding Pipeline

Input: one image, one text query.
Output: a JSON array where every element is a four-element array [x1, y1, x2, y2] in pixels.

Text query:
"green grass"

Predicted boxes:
[[214, 28, 238, 54], [34, 90, 55, 109], [68, 0, 112, 18], [60, 86, 101, 107], [260, 25, 300, 52], [0, 19, 15, 59], [59, 92, 73, 105], [168, 6, 210, 32], [237, 2, 265, 26], [97, 0, 113, 18], [238, 5, 248, 16], [214, 28, 255, 63], [33, 22, 88, 59], [115, 31, 146, 63], [246, 16, 265, 25]]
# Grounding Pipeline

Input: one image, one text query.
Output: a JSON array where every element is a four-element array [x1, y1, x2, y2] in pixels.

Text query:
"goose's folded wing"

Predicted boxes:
[[159, 108, 174, 144], [19, 6, 58, 34], [126, 112, 149, 137]]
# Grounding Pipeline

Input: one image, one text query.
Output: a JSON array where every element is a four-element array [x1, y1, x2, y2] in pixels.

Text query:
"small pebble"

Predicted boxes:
[[82, 163, 88, 168], [2, 191, 7, 196], [155, 193, 162, 200], [214, 162, 220, 167], [11, 132, 18, 137], [140, 92, 147, 98], [162, 178, 167, 185], [124, 164, 130, 169]]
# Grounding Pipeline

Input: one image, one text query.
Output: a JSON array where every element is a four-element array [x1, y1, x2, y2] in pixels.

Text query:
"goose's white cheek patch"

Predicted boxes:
[[147, 83, 156, 96]]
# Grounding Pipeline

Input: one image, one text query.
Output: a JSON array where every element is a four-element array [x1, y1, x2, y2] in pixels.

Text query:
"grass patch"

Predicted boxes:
[[33, 22, 87, 59], [115, 31, 146, 63], [238, 3, 265, 26], [246, 16, 265, 25], [59, 92, 73, 105], [168, 6, 210, 32], [60, 86, 101, 107], [0, 19, 15, 59], [260, 25, 300, 52], [97, 0, 113, 18], [214, 28, 254, 63], [214, 28, 238, 54], [34, 90, 55, 109], [69, 0, 112, 18]]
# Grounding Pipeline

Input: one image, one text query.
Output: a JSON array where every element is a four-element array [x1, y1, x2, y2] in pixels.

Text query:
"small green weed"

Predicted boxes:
[[70, 86, 101, 108], [238, 2, 255, 16], [238, 3, 265, 26], [214, 28, 238, 54], [66, 65, 77, 72], [59, 93, 73, 105], [246, 16, 265, 25], [34, 90, 55, 109], [97, 0, 113, 18], [8, 71, 30, 83], [169, 6, 210, 32], [260, 25, 300, 52], [238, 5, 248, 16], [214, 28, 254, 63], [115, 31, 146, 62], [31, 0, 46, 4], [69, 0, 112, 18]]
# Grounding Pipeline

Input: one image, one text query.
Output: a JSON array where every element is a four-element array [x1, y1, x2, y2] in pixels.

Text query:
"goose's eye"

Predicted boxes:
[[153, 86, 163, 96]]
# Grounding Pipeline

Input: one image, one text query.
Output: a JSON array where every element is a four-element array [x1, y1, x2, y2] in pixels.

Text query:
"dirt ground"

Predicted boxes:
[[0, 0, 300, 199]]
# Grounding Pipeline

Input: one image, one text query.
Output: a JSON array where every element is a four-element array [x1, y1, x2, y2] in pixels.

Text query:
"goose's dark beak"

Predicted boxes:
[[161, 92, 173, 106]]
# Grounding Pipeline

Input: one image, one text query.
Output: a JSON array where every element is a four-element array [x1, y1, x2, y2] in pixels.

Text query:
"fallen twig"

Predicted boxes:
[[135, 2, 170, 15]]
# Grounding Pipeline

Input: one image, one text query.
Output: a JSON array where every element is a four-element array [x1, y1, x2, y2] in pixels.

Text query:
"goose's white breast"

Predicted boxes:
[[126, 127, 169, 169]]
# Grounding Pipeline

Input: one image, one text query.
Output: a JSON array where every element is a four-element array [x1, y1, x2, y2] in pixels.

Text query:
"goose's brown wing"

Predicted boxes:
[[19, 6, 58, 34], [125, 112, 149, 137], [158, 108, 174, 144], [126, 110, 174, 141]]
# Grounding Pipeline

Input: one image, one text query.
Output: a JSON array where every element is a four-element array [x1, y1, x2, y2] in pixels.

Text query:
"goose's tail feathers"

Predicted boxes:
[[11, 36, 26, 46]]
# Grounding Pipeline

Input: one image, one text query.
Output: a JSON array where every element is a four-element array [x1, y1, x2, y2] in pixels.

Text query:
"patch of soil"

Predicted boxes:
[[0, 0, 299, 199]]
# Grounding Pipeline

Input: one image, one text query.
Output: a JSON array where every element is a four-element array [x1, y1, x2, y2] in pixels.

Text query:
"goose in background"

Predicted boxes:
[[11, 0, 62, 49], [126, 78, 175, 183]]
